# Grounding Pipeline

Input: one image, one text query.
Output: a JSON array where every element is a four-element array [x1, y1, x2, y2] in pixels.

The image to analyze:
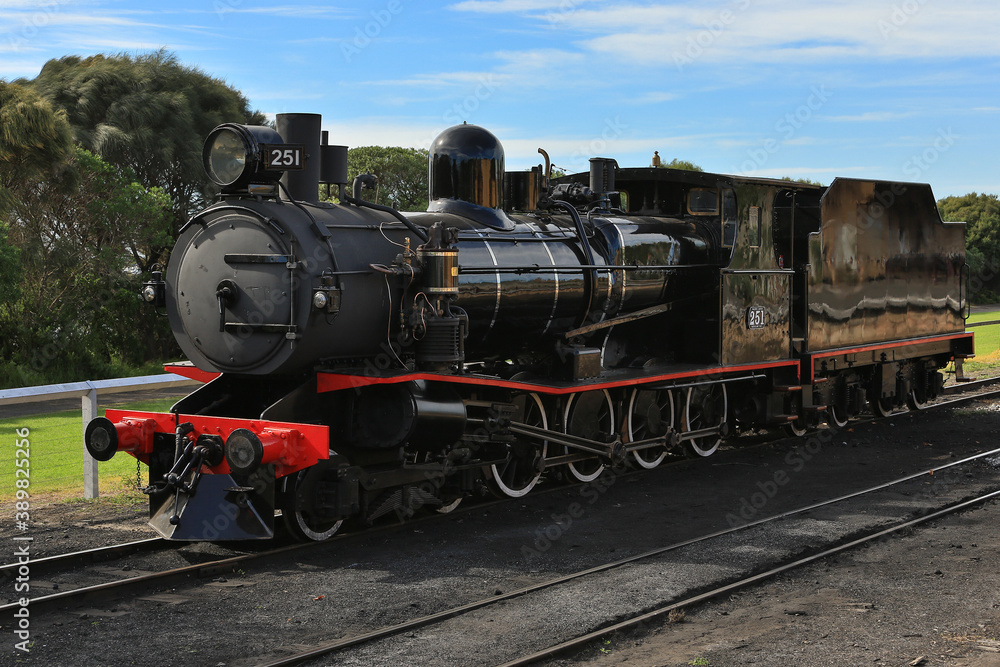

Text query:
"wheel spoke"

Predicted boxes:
[[628, 388, 672, 469], [684, 384, 727, 457], [280, 460, 345, 542], [487, 393, 546, 498], [563, 390, 612, 482]]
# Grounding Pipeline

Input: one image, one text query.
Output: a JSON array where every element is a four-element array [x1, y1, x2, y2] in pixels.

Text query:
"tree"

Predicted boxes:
[[0, 81, 75, 382], [656, 157, 703, 172], [333, 146, 429, 211], [780, 176, 825, 187], [0, 81, 74, 216], [937, 192, 1000, 302], [22, 50, 266, 264], [0, 146, 175, 387]]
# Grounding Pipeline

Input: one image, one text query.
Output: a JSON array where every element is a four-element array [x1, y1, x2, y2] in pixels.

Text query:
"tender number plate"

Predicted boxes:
[[746, 305, 767, 329], [261, 144, 305, 170]]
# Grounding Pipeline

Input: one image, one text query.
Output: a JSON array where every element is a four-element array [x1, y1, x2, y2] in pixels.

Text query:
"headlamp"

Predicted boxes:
[[203, 123, 302, 191]]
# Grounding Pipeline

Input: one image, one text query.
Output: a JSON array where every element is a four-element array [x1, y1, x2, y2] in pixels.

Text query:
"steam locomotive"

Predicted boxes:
[[84, 113, 974, 541]]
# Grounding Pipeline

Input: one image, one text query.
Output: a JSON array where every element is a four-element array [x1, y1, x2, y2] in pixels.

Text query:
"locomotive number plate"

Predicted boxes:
[[262, 144, 305, 170], [746, 305, 767, 329]]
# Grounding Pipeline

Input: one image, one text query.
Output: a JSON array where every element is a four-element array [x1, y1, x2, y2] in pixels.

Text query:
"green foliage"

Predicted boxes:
[[0, 222, 19, 302], [780, 175, 825, 187], [0, 50, 264, 386], [657, 158, 703, 172], [937, 192, 1000, 303], [330, 145, 429, 210], [0, 146, 177, 388], [0, 81, 74, 216], [23, 49, 265, 250]]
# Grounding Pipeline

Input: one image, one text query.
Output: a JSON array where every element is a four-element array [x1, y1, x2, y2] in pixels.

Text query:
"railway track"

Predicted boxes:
[[499, 486, 1000, 667], [0, 537, 165, 582], [2, 467, 624, 614], [246, 441, 1000, 665]]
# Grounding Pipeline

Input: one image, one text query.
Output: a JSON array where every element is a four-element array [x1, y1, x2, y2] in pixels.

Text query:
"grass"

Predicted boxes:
[[961, 308, 1000, 379], [0, 396, 177, 503]]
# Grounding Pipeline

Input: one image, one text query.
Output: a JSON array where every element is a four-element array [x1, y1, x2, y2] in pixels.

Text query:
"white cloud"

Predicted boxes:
[[504, 134, 720, 171], [450, 0, 1000, 65], [634, 91, 678, 104], [742, 165, 874, 178], [215, 5, 354, 18], [354, 48, 582, 96], [320, 119, 453, 150], [450, 0, 595, 13], [827, 111, 915, 122]]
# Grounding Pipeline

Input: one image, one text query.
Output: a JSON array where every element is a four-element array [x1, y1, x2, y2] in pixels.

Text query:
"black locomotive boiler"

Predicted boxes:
[[84, 113, 974, 541]]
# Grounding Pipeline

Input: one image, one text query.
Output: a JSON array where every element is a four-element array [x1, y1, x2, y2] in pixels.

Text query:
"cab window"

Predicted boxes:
[[722, 189, 737, 247], [687, 188, 718, 215]]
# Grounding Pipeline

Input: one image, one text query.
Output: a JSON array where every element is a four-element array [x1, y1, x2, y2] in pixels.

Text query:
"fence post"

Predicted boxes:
[[82, 386, 99, 499]]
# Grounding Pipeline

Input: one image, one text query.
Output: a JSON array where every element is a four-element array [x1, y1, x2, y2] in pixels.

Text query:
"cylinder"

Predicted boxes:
[[320, 130, 349, 185], [276, 113, 322, 204], [419, 249, 459, 296], [504, 168, 542, 212], [589, 158, 618, 195], [589, 158, 606, 194]]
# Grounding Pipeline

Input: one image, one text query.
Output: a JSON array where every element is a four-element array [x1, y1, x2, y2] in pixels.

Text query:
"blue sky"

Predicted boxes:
[[2, 0, 998, 198]]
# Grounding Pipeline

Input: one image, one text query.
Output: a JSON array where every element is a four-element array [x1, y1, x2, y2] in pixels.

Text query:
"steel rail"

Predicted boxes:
[[0, 537, 164, 580], [250, 439, 1000, 667], [497, 487, 1000, 667], [0, 486, 564, 615]]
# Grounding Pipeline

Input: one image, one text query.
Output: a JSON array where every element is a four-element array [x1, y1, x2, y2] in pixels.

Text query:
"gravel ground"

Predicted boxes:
[[3, 395, 1000, 666], [555, 499, 1000, 667]]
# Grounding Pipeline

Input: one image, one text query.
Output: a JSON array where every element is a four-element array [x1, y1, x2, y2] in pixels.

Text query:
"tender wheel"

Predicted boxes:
[[684, 383, 727, 457], [562, 390, 614, 482], [828, 404, 850, 428], [627, 388, 674, 469], [783, 419, 809, 438], [486, 393, 547, 498], [870, 395, 896, 418], [906, 388, 929, 411], [436, 497, 463, 513], [280, 463, 344, 542]]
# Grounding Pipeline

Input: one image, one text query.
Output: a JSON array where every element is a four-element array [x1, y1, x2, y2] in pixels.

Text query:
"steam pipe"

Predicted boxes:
[[550, 200, 597, 329], [344, 194, 429, 243]]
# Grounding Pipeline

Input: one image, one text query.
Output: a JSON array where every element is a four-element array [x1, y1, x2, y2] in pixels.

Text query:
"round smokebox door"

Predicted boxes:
[[171, 213, 296, 372]]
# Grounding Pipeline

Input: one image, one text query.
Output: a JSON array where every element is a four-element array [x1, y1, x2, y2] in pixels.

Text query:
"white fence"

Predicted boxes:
[[0, 374, 202, 498]]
